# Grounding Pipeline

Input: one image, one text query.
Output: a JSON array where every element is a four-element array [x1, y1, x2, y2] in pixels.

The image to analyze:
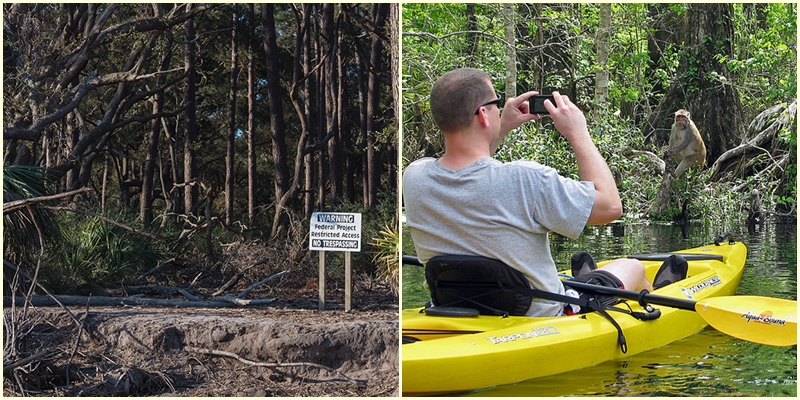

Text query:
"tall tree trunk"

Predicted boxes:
[[326, 5, 342, 205], [141, 96, 159, 227], [357, 51, 368, 207], [263, 4, 290, 210], [64, 114, 79, 191], [337, 25, 349, 204], [58, 5, 84, 190], [531, 4, 544, 90], [594, 3, 611, 116], [336, 28, 348, 204], [503, 4, 516, 99], [465, 4, 479, 65], [225, 7, 238, 225], [165, 115, 182, 217], [183, 4, 199, 214], [387, 3, 400, 201], [301, 5, 314, 216], [345, 154, 357, 203], [142, 36, 173, 228], [101, 155, 109, 213], [365, 4, 389, 209], [269, 3, 317, 238], [247, 4, 256, 224], [316, 5, 331, 211]]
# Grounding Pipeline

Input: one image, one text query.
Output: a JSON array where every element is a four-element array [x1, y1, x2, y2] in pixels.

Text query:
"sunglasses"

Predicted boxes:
[[475, 96, 503, 115]]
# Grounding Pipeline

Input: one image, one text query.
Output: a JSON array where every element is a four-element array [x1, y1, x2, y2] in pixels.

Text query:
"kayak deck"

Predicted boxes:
[[401, 241, 747, 396]]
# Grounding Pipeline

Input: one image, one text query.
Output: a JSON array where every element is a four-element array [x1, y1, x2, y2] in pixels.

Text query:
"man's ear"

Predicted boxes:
[[475, 107, 491, 128]]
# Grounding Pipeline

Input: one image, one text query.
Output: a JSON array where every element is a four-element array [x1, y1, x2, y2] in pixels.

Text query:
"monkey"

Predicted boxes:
[[666, 109, 706, 178]]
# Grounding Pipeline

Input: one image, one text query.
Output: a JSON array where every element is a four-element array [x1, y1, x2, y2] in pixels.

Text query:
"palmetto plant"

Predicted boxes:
[[3, 165, 163, 293], [369, 222, 400, 294], [48, 217, 163, 293], [3, 165, 61, 265]]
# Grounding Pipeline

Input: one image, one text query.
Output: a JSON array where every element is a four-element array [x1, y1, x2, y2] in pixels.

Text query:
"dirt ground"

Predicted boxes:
[[3, 285, 399, 397]]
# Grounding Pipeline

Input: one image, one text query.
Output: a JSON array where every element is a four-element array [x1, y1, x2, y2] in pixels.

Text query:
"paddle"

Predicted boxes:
[[562, 280, 797, 347]]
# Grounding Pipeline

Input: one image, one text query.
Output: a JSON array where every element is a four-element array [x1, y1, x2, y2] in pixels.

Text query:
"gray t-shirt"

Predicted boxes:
[[403, 156, 595, 317]]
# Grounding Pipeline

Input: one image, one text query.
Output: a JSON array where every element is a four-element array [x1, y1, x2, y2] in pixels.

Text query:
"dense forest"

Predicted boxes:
[[4, 4, 400, 294], [402, 3, 796, 226]]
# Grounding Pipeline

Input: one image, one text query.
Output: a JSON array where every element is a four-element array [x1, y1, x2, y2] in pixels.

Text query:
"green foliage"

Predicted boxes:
[[727, 3, 797, 117], [44, 217, 164, 294], [3, 165, 59, 200], [773, 103, 798, 212], [3, 165, 62, 264], [368, 222, 399, 294]]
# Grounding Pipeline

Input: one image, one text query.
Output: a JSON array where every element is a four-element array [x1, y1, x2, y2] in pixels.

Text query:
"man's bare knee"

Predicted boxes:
[[599, 258, 652, 291]]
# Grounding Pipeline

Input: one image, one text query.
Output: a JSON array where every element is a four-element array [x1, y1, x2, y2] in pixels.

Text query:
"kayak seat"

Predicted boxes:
[[652, 254, 689, 289], [425, 255, 532, 316]]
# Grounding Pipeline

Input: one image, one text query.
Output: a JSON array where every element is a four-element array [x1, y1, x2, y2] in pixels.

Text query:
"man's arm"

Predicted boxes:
[[493, 91, 538, 154], [545, 92, 622, 225]]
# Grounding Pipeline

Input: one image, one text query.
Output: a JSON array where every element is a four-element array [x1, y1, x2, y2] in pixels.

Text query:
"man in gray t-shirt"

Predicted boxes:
[[404, 68, 653, 317]]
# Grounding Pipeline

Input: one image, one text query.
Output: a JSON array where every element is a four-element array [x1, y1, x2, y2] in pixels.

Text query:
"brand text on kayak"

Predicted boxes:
[[485, 326, 560, 344]]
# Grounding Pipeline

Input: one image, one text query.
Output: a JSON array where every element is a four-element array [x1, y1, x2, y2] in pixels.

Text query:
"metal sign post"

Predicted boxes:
[[318, 250, 326, 310], [309, 212, 361, 311]]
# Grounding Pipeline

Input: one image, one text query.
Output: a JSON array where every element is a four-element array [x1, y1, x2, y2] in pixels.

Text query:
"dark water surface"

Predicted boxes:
[[401, 219, 797, 396]]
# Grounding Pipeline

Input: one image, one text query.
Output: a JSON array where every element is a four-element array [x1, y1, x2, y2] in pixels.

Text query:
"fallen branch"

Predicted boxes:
[[2, 187, 92, 214], [2, 350, 49, 373], [709, 100, 797, 180], [189, 272, 203, 288], [209, 295, 276, 306], [236, 270, 289, 299], [184, 346, 364, 387], [105, 284, 185, 297], [211, 258, 271, 297], [137, 258, 176, 280], [178, 289, 202, 302]]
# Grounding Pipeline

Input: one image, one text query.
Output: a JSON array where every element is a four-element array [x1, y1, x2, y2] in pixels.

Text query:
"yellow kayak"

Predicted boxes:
[[402, 240, 754, 396]]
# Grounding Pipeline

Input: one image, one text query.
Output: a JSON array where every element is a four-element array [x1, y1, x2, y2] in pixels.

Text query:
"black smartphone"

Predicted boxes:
[[529, 94, 554, 114]]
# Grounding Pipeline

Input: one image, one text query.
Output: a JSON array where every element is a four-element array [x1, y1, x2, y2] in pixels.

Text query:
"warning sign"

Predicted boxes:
[[309, 212, 361, 252]]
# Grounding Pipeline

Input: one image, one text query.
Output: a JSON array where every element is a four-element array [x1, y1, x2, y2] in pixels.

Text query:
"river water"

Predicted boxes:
[[401, 219, 797, 396]]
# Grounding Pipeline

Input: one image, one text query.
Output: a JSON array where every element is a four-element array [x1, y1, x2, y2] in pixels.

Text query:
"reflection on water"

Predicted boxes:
[[401, 219, 797, 397]]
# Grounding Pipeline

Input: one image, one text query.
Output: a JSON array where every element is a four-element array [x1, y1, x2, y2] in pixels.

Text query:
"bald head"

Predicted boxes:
[[430, 68, 495, 133]]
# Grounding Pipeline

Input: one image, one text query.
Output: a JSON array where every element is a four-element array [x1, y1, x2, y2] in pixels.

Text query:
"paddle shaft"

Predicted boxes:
[[403, 255, 423, 266], [563, 280, 696, 310]]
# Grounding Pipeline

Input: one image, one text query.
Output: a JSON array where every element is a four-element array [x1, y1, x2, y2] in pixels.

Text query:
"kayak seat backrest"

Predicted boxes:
[[630, 253, 722, 281], [425, 255, 532, 316]]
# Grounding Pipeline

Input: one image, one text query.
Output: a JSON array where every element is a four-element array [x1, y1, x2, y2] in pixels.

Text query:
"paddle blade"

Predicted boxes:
[[695, 296, 797, 346]]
